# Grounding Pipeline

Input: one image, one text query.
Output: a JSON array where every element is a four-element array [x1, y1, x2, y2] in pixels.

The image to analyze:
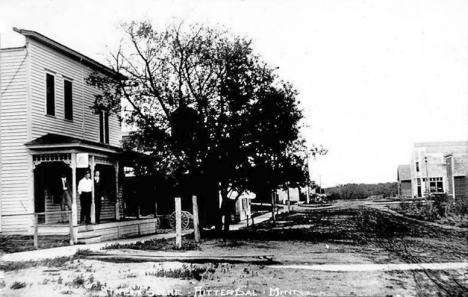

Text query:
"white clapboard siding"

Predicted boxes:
[[0, 48, 31, 233], [28, 39, 121, 147]]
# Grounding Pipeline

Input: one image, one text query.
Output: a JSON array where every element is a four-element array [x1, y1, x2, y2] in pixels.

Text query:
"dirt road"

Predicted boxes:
[[2, 200, 467, 296]]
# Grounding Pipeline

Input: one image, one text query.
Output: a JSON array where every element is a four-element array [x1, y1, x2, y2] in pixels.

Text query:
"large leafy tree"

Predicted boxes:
[[86, 21, 317, 230]]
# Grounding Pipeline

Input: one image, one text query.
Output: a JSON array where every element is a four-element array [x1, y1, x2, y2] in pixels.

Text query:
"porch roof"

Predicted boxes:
[[25, 133, 122, 154], [397, 165, 411, 181]]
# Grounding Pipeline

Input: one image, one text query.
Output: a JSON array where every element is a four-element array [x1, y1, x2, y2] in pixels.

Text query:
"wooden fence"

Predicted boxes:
[[2, 211, 74, 248]]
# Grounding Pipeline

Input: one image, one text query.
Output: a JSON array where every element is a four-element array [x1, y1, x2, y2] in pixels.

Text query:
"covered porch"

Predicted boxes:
[[36, 217, 161, 244], [25, 134, 160, 243]]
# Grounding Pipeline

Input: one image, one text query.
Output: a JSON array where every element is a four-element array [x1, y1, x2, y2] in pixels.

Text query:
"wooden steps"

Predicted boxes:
[[77, 229, 101, 244]]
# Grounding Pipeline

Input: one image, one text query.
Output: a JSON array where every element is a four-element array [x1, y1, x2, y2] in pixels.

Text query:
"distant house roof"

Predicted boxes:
[[25, 133, 121, 154], [13, 27, 126, 80], [397, 165, 411, 181], [447, 154, 468, 176], [414, 141, 468, 147], [453, 156, 467, 176]]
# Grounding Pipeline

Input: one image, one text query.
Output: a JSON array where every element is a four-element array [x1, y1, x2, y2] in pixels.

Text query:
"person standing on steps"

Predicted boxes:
[[94, 170, 106, 224], [78, 170, 93, 224]]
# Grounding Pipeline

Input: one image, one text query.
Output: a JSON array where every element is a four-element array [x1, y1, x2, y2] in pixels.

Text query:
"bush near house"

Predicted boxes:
[[392, 193, 468, 228]]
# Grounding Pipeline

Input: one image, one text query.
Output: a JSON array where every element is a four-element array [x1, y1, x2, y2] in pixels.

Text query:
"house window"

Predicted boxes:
[[415, 162, 419, 172], [99, 110, 109, 144], [46, 73, 55, 116], [429, 177, 443, 193], [64, 80, 73, 120], [421, 177, 444, 193]]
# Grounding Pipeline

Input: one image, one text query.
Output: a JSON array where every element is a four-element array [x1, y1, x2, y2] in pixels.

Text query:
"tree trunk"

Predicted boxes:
[[195, 174, 221, 230], [216, 197, 224, 232], [271, 190, 276, 223], [223, 195, 231, 233]]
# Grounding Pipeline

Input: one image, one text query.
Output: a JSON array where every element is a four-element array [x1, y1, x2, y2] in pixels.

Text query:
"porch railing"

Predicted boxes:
[[2, 211, 74, 249]]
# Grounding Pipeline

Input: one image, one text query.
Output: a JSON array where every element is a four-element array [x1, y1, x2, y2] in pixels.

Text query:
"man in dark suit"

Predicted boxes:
[[59, 173, 73, 223], [94, 170, 106, 224]]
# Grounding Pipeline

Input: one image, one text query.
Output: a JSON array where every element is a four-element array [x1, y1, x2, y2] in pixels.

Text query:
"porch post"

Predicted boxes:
[[115, 161, 120, 220], [71, 153, 78, 240], [90, 155, 96, 224], [30, 157, 36, 235]]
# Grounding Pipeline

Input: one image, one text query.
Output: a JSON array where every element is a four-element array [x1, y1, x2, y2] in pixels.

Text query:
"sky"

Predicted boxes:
[[1, 0, 467, 187]]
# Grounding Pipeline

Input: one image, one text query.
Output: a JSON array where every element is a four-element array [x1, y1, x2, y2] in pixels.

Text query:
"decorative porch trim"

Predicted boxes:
[[95, 156, 113, 166], [32, 153, 72, 168]]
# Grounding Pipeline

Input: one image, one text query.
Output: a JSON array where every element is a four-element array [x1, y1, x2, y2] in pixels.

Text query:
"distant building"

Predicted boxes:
[[277, 188, 300, 204], [397, 165, 412, 197], [445, 154, 466, 199], [410, 142, 467, 197]]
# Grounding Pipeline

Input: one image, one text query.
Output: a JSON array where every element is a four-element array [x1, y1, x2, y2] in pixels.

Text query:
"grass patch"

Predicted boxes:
[[145, 264, 216, 281], [10, 281, 27, 289], [71, 274, 85, 286], [0, 235, 69, 253], [0, 249, 91, 272], [102, 238, 200, 251]]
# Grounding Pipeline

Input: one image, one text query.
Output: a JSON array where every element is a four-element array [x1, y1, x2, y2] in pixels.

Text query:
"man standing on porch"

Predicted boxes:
[[78, 170, 93, 224], [94, 170, 105, 224], [60, 173, 73, 223]]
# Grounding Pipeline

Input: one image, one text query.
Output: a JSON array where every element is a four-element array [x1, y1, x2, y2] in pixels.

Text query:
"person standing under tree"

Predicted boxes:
[[94, 170, 105, 224], [59, 173, 73, 223], [78, 170, 93, 224]]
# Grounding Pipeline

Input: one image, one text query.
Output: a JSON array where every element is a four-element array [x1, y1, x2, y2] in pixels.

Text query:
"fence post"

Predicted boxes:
[[33, 214, 38, 249], [69, 211, 74, 245], [175, 197, 182, 249], [192, 195, 200, 243], [271, 191, 276, 223]]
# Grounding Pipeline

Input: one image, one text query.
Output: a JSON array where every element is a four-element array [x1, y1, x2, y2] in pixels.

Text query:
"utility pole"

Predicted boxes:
[[424, 156, 429, 197], [306, 154, 310, 204]]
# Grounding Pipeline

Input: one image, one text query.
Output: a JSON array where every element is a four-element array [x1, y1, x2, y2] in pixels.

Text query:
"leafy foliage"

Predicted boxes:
[[86, 21, 324, 229], [394, 194, 468, 227], [326, 182, 398, 200]]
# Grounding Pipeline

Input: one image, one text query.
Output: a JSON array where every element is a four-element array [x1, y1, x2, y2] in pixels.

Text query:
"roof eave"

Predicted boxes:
[[13, 27, 127, 80], [25, 142, 121, 154]]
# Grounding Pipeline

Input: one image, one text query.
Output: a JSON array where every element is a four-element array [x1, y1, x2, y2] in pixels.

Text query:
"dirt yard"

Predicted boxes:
[[1, 202, 468, 297]]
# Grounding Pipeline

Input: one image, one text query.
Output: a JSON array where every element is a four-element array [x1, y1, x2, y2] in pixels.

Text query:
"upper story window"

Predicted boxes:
[[46, 73, 55, 116], [64, 80, 73, 120], [415, 162, 419, 172], [99, 110, 109, 144]]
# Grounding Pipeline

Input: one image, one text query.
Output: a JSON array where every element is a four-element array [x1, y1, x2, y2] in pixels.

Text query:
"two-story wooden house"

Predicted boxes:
[[0, 28, 159, 243]]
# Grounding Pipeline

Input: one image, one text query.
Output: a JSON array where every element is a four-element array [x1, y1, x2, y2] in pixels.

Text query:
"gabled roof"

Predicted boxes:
[[25, 133, 121, 154], [397, 165, 411, 181], [13, 27, 126, 80], [452, 154, 467, 176]]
